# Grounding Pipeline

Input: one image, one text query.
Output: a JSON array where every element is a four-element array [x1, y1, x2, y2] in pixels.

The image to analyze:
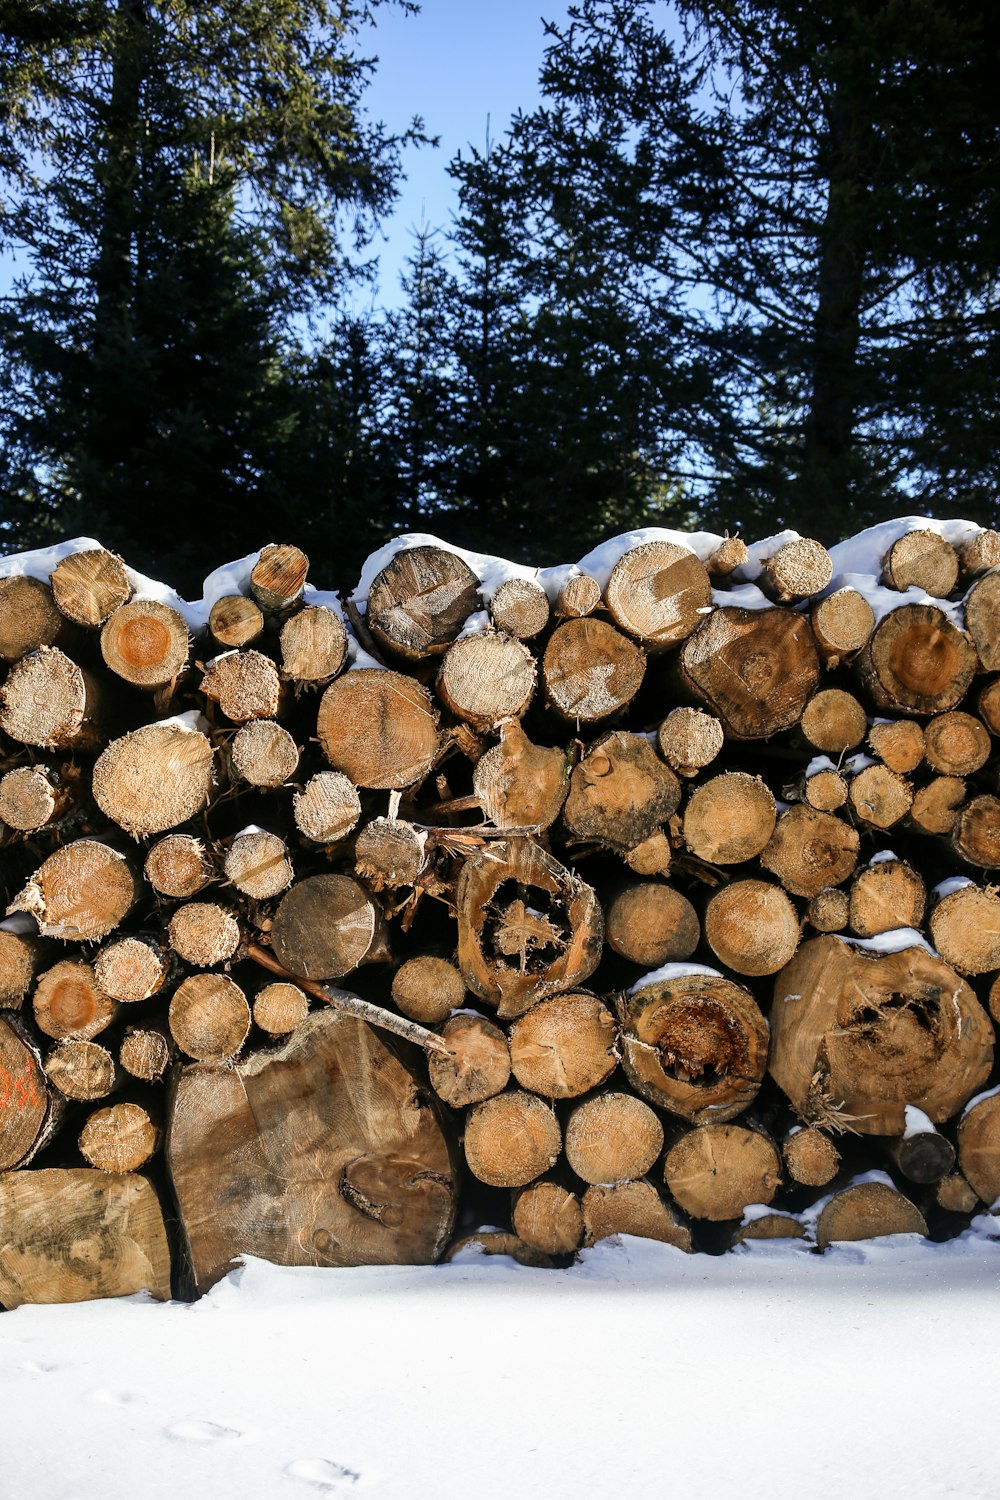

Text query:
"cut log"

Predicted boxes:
[[167, 901, 241, 967], [683, 772, 776, 864], [144, 834, 213, 898], [704, 879, 800, 977], [868, 717, 925, 773], [816, 1181, 927, 1249], [318, 669, 438, 789], [603, 539, 711, 648], [928, 883, 1000, 974], [783, 1127, 840, 1187], [656, 707, 724, 778], [618, 971, 769, 1124], [957, 1092, 1000, 1207], [966, 572, 1000, 671], [33, 960, 118, 1041], [769, 935, 993, 1134], [0, 926, 48, 1008], [271, 874, 380, 981], [0, 1015, 55, 1170], [508, 992, 618, 1098], [44, 1039, 117, 1101], [555, 573, 601, 618], [978, 677, 1000, 736], [79, 1102, 159, 1173], [279, 604, 348, 682], [663, 1124, 781, 1221], [678, 606, 819, 739], [208, 593, 264, 649], [427, 1013, 511, 1107], [881, 529, 959, 596], [0, 574, 64, 661], [563, 731, 681, 852], [10, 840, 138, 941], [0, 764, 76, 832], [94, 935, 169, 1002], [354, 818, 427, 891], [564, 1092, 664, 1185], [806, 887, 850, 932], [705, 535, 748, 577], [249, 543, 309, 613], [733, 1213, 807, 1245], [455, 838, 603, 1019], [799, 688, 867, 753], [391, 956, 465, 1025], [849, 858, 926, 938], [605, 881, 700, 966], [936, 1173, 979, 1213], [101, 600, 190, 688], [120, 1026, 173, 1082], [436, 631, 536, 731], [93, 720, 214, 837], [169, 973, 252, 1061], [512, 1180, 584, 1255], [201, 649, 282, 722], [886, 1116, 955, 1184], [761, 537, 832, 603], [810, 588, 875, 667], [759, 804, 859, 898], [959, 530, 1000, 576], [581, 1179, 692, 1250], [0, 1169, 170, 1306], [952, 794, 1000, 868], [797, 765, 847, 812], [923, 710, 991, 775], [252, 982, 309, 1037], [50, 547, 131, 626], [857, 604, 977, 715], [489, 577, 550, 639], [0, 647, 103, 749], [622, 830, 673, 877], [463, 1090, 561, 1187], [231, 718, 299, 788], [472, 720, 569, 832], [542, 618, 645, 724], [292, 771, 361, 843], [224, 828, 294, 900], [365, 544, 480, 660], [909, 776, 965, 836], [847, 763, 913, 829]]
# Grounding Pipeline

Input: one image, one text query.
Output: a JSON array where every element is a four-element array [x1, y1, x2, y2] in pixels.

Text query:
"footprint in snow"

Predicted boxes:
[[285, 1457, 360, 1489], [89, 1388, 140, 1407], [166, 1419, 242, 1444], [21, 1360, 59, 1374]]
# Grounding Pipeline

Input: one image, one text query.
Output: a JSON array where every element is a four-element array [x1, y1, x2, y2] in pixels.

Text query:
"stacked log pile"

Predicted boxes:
[[2, 519, 1000, 1303]]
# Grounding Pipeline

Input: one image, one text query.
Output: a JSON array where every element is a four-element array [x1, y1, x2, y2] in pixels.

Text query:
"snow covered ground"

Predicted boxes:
[[4, 1229, 1000, 1500]]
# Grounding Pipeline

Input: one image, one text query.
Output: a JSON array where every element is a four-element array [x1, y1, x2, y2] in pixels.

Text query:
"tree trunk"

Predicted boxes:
[[144, 834, 213, 898], [512, 1179, 584, 1254], [0, 647, 105, 750], [0, 1015, 58, 1170], [169, 974, 251, 1062], [200, 648, 282, 721], [101, 600, 190, 689], [0, 575, 64, 661], [472, 720, 568, 832], [79, 1101, 159, 1173], [318, 668, 439, 789], [703, 879, 800, 976], [249, 544, 309, 614], [427, 1013, 511, 1108], [279, 605, 347, 683], [857, 604, 977, 715], [581, 1179, 693, 1250], [436, 631, 536, 731], [881, 530, 958, 596], [270, 875, 381, 981], [463, 1090, 561, 1187], [542, 618, 646, 724]]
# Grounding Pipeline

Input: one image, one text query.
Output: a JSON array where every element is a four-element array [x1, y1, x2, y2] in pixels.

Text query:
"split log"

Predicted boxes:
[[0, 574, 64, 661], [952, 794, 1000, 867], [201, 649, 282, 721], [427, 1013, 511, 1107], [806, 887, 850, 932], [799, 688, 867, 753], [603, 539, 711, 647], [656, 707, 724, 778], [354, 818, 426, 890], [581, 1179, 692, 1251], [868, 717, 925, 773], [293, 771, 361, 844], [810, 588, 875, 667], [848, 858, 926, 938], [366, 544, 480, 660], [169, 973, 252, 1061], [231, 718, 300, 788], [683, 772, 775, 864], [857, 604, 977, 715], [555, 573, 601, 618], [0, 1169, 171, 1306], [249, 543, 309, 613], [542, 618, 645, 724], [472, 720, 568, 832], [881, 528, 958, 596], [703, 879, 800, 976], [815, 1180, 927, 1249], [705, 535, 748, 577], [563, 731, 680, 852], [79, 1102, 159, 1173], [886, 1115, 956, 1184], [512, 1179, 583, 1254], [0, 925, 49, 1008], [436, 631, 536, 730], [564, 1092, 664, 1185], [759, 805, 859, 898], [959, 530, 1000, 576], [957, 1092, 1000, 1207], [678, 606, 819, 739], [318, 669, 438, 789], [909, 776, 965, 836], [663, 1124, 781, 1221], [508, 992, 618, 1098], [0, 647, 104, 749], [252, 982, 309, 1037], [463, 1090, 561, 1187], [928, 883, 1000, 973], [618, 971, 769, 1124], [33, 960, 118, 1041], [167, 901, 241, 967], [760, 538, 832, 603], [391, 957, 465, 1025], [279, 604, 347, 682], [0, 764, 76, 832], [44, 1040, 117, 1101], [50, 547, 131, 626], [92, 720, 214, 837], [783, 1127, 840, 1187], [769, 935, 993, 1134], [966, 572, 1000, 671], [10, 840, 138, 941], [604, 881, 700, 966], [144, 834, 213, 898], [94, 936, 169, 1002], [847, 763, 913, 829], [0, 1015, 56, 1170], [936, 1174, 979, 1213], [455, 838, 603, 1019], [923, 711, 991, 775], [271, 874, 380, 981], [120, 1026, 174, 1082], [209, 593, 264, 649], [489, 577, 550, 639], [224, 828, 294, 900], [101, 600, 190, 688]]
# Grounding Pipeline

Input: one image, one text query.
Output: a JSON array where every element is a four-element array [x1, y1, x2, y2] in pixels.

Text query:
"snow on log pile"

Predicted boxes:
[[1, 520, 1000, 1305]]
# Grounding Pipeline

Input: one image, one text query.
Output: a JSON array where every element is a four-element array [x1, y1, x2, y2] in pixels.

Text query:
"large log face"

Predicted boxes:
[[679, 607, 820, 738], [166, 1009, 456, 1291]]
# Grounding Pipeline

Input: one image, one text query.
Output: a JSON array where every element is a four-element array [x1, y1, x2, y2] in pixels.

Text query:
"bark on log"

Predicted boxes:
[[292, 771, 361, 844], [581, 1179, 693, 1251], [318, 669, 438, 789], [427, 1013, 511, 1108], [810, 588, 874, 667], [604, 881, 700, 966], [678, 606, 819, 738], [79, 1102, 159, 1173], [93, 720, 214, 837], [489, 577, 550, 639], [169, 973, 252, 1061], [881, 529, 958, 596], [563, 731, 680, 852], [249, 543, 309, 613], [0, 575, 63, 661], [868, 717, 925, 773], [512, 1179, 583, 1254], [0, 647, 104, 749], [952, 794, 1000, 868], [929, 883, 1000, 974], [201, 649, 282, 721], [564, 1091, 664, 1185], [857, 604, 977, 715], [271, 875, 380, 981], [682, 772, 776, 864], [978, 677, 1000, 736], [783, 1127, 840, 1187], [463, 1090, 561, 1187], [224, 828, 294, 900], [50, 547, 131, 626], [657, 707, 724, 778], [965, 572, 1000, 672], [848, 858, 926, 938], [10, 841, 138, 941], [33, 960, 118, 1041], [366, 544, 480, 660], [799, 688, 867, 753], [279, 604, 347, 682], [923, 710, 991, 775], [208, 593, 264, 649], [252, 982, 309, 1037], [703, 879, 800, 977], [508, 992, 618, 1098], [0, 1015, 56, 1170], [167, 901, 241, 967], [815, 1181, 927, 1249], [101, 600, 190, 688], [542, 618, 645, 724], [663, 1124, 781, 1221], [472, 720, 569, 832], [144, 835, 213, 898], [436, 631, 536, 731], [603, 540, 711, 648], [44, 1039, 117, 1101], [230, 718, 300, 788], [957, 1092, 1000, 1206]]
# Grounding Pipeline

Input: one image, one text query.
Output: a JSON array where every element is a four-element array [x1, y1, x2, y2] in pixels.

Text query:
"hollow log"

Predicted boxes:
[[508, 992, 618, 1099], [249, 543, 309, 613], [604, 881, 700, 967], [144, 834, 213, 898], [603, 539, 711, 648], [816, 1180, 927, 1249], [857, 604, 977, 715], [799, 689, 867, 754], [427, 1013, 510, 1108], [783, 1127, 840, 1187], [0, 1015, 56, 1170], [513, 1179, 584, 1255], [44, 1039, 117, 1102], [704, 879, 800, 977], [881, 529, 958, 596], [208, 593, 264, 649], [79, 1102, 159, 1173], [849, 858, 926, 938], [810, 588, 874, 667], [50, 547, 131, 626], [581, 1179, 693, 1251], [365, 544, 480, 660], [391, 956, 465, 1025], [952, 794, 1000, 868], [271, 874, 380, 981], [868, 717, 925, 773], [436, 630, 536, 731], [928, 883, 1000, 974], [542, 618, 645, 724], [93, 720, 214, 837], [683, 772, 776, 864], [0, 574, 63, 661], [563, 731, 680, 852], [169, 973, 252, 1062], [201, 649, 282, 722], [490, 577, 550, 639], [101, 600, 190, 688], [463, 1090, 561, 1187], [224, 828, 294, 901], [759, 805, 859, 898], [663, 1124, 781, 1221], [33, 960, 118, 1042], [10, 840, 138, 941], [678, 606, 819, 739], [0, 647, 104, 750], [564, 1091, 664, 1186], [279, 604, 347, 682], [472, 720, 569, 832], [318, 669, 438, 789]]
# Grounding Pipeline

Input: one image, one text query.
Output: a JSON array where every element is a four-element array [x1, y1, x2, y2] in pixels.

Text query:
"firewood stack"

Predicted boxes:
[[2, 520, 1000, 1303]]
